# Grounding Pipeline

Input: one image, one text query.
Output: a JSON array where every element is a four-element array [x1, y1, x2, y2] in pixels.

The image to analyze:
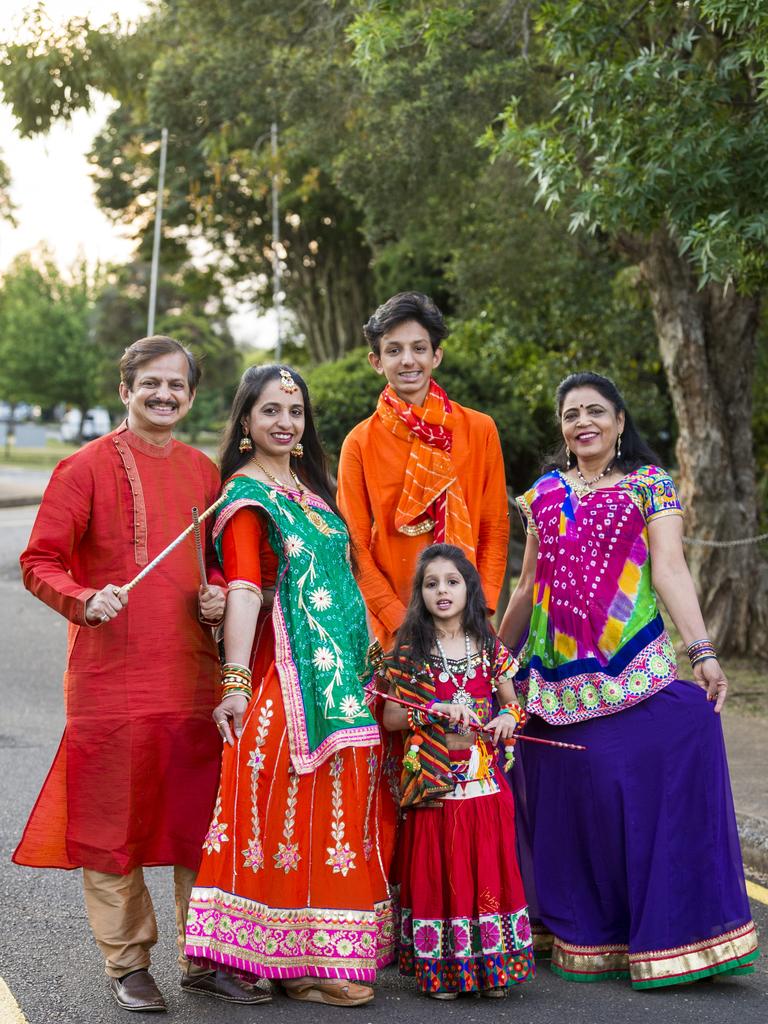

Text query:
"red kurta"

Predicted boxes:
[[14, 423, 224, 875]]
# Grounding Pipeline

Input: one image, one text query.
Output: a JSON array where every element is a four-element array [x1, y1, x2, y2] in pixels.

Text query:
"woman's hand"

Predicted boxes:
[[431, 701, 482, 732], [693, 658, 729, 714], [485, 713, 519, 745], [213, 694, 249, 746]]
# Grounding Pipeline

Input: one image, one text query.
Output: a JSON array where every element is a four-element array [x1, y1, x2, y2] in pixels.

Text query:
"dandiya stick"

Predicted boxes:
[[191, 506, 207, 586], [366, 686, 587, 751], [121, 492, 228, 594]]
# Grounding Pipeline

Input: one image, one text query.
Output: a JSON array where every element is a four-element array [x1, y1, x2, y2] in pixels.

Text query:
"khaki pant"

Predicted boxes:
[[82, 865, 204, 978]]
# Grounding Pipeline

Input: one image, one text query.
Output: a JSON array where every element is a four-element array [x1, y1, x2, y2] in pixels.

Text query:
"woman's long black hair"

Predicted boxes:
[[543, 371, 661, 474], [394, 543, 493, 665], [219, 364, 343, 522]]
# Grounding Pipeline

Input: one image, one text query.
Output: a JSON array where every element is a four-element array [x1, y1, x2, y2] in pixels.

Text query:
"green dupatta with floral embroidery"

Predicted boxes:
[[213, 476, 379, 774]]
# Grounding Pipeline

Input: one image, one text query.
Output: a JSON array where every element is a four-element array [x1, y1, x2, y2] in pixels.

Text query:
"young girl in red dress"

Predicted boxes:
[[382, 543, 535, 999]]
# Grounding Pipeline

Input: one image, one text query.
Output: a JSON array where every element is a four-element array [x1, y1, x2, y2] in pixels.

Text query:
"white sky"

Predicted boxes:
[[0, 1, 151, 274]]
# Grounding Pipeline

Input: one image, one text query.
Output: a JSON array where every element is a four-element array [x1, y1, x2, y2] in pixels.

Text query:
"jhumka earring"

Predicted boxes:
[[565, 444, 572, 469], [616, 432, 623, 460], [291, 442, 304, 458], [239, 427, 253, 453]]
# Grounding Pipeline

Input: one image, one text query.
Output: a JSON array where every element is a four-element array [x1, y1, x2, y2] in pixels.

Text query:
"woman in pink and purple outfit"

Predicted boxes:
[[501, 372, 759, 990]]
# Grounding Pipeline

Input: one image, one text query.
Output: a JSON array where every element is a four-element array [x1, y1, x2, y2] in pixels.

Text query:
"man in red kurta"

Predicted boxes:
[[16, 337, 268, 1012], [337, 292, 510, 651]]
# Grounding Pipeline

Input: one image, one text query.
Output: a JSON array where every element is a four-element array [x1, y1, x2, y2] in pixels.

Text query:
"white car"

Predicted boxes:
[[60, 407, 112, 442]]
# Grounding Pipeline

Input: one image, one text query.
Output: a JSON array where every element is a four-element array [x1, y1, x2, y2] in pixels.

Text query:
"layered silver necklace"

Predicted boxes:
[[434, 631, 475, 706]]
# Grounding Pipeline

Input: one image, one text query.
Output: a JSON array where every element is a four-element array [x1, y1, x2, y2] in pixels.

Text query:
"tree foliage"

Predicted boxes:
[[0, 253, 103, 414]]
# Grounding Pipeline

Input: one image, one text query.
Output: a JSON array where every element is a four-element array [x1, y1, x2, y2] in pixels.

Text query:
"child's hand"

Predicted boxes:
[[485, 714, 518, 745], [432, 701, 482, 732]]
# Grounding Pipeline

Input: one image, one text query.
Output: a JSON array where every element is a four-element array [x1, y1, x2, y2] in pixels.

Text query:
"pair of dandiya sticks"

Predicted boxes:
[[365, 686, 587, 751], [120, 491, 586, 755]]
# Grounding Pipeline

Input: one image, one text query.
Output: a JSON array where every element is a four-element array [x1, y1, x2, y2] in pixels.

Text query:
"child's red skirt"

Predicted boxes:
[[398, 747, 535, 995]]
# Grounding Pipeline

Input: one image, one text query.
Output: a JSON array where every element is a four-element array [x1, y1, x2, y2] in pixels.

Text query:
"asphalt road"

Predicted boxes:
[[1, 505, 766, 1024]]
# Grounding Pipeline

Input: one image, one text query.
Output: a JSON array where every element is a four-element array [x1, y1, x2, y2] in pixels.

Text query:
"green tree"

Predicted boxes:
[[0, 253, 103, 432], [348, 0, 768, 655], [0, 2, 376, 361], [89, 257, 241, 432]]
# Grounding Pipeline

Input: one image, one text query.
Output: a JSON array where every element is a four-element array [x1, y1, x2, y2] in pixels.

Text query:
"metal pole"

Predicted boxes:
[[147, 127, 168, 336], [271, 121, 283, 361]]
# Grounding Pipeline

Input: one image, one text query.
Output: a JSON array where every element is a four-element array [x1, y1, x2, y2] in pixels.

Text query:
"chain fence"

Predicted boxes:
[[682, 533, 768, 548]]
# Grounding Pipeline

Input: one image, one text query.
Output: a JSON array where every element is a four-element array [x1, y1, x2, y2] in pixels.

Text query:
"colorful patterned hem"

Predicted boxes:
[[551, 922, 760, 988], [400, 907, 535, 993], [185, 887, 395, 982], [400, 948, 535, 993], [520, 620, 677, 725]]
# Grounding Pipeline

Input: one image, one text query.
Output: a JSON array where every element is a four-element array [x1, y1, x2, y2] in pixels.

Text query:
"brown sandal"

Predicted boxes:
[[283, 980, 374, 1006]]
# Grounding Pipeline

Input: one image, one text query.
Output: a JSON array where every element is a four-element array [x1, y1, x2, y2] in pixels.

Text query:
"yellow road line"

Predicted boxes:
[[0, 978, 27, 1024], [746, 879, 768, 906]]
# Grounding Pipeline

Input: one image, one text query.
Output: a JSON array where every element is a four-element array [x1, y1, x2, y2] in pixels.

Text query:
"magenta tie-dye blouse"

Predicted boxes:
[[515, 465, 684, 725]]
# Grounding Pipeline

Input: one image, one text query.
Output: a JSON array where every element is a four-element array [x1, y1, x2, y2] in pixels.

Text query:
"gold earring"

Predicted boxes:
[[291, 442, 304, 458], [239, 427, 253, 453]]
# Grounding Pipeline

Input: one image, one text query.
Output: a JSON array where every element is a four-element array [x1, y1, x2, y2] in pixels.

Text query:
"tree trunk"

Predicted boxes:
[[637, 228, 768, 655]]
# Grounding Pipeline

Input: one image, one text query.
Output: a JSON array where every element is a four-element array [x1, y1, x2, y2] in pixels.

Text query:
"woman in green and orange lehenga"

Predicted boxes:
[[185, 365, 395, 1007]]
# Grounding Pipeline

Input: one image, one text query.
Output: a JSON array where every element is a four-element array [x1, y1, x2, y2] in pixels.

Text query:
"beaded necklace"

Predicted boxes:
[[251, 457, 332, 536]]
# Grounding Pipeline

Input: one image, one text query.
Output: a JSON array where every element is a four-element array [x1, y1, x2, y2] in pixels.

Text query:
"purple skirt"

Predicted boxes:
[[515, 680, 759, 988]]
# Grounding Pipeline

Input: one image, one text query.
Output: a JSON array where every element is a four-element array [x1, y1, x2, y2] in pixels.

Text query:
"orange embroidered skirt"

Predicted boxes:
[[185, 617, 396, 981]]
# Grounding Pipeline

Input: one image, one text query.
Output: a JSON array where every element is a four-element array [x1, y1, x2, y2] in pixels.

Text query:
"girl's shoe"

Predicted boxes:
[[428, 991, 458, 1000], [481, 987, 507, 998]]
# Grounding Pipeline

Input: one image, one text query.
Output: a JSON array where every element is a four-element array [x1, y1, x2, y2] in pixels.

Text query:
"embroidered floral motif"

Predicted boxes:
[[273, 771, 301, 873], [414, 922, 441, 957], [203, 794, 229, 854], [293, 548, 354, 718], [242, 838, 264, 871], [309, 586, 333, 611], [362, 747, 378, 861], [325, 753, 357, 877], [284, 534, 305, 557], [312, 646, 336, 672], [340, 694, 362, 719], [242, 700, 273, 872], [479, 917, 503, 953]]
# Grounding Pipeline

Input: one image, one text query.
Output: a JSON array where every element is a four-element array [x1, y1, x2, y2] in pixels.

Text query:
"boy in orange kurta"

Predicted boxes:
[[337, 292, 509, 651]]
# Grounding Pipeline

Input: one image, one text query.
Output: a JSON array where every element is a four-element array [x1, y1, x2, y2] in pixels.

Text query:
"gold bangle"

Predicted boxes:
[[228, 580, 263, 598]]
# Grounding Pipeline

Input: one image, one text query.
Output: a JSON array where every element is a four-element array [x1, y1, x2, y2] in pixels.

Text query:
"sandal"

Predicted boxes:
[[283, 980, 374, 1006], [428, 991, 458, 1000], [481, 987, 507, 998]]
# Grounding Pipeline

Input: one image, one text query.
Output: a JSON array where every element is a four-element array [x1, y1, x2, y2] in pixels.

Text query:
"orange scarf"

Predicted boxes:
[[376, 381, 476, 560]]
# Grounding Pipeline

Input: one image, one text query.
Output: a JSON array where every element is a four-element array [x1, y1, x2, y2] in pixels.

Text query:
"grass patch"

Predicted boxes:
[[0, 438, 78, 468]]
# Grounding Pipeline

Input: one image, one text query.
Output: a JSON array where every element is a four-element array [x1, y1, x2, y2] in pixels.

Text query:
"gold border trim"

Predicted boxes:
[[553, 938, 629, 975], [515, 495, 539, 538], [629, 921, 758, 982], [646, 507, 684, 523]]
